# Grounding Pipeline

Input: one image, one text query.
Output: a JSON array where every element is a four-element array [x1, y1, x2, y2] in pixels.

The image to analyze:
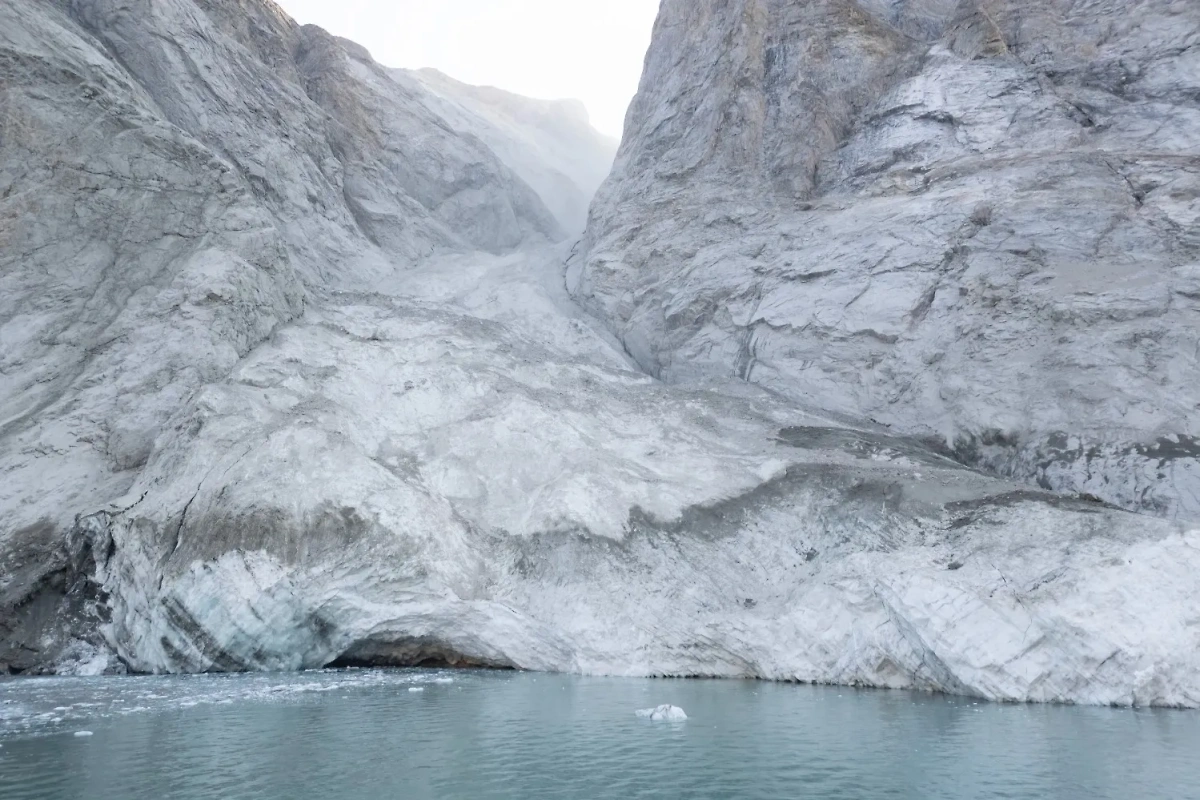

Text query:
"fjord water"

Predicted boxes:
[[1, 671, 1196, 800]]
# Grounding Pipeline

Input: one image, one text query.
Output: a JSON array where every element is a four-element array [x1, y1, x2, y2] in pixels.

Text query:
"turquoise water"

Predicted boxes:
[[1, 670, 1197, 799]]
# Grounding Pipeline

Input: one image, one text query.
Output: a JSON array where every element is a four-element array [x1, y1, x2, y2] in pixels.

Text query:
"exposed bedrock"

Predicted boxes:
[[572, 0, 1200, 521], [1, 0, 1197, 707], [0, 0, 607, 671], [58, 272, 1198, 707]]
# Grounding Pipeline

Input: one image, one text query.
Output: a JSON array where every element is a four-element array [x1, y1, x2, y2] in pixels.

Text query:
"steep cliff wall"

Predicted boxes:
[[0, 0, 588, 671], [573, 0, 1200, 520]]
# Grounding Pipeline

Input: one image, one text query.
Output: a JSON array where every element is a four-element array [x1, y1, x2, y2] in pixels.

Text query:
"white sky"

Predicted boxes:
[[272, 0, 660, 138]]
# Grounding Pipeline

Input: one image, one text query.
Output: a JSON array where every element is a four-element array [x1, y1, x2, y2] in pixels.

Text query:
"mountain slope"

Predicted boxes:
[[0, 0, 590, 671], [407, 68, 618, 234], [572, 0, 1200, 521], [0, 0, 1197, 709]]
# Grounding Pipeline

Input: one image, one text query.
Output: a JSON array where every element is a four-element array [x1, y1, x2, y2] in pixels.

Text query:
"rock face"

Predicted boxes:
[[572, 0, 1200, 522], [0, 0, 582, 672], [1, 0, 1198, 709], [60, 250, 1200, 706], [408, 68, 619, 235]]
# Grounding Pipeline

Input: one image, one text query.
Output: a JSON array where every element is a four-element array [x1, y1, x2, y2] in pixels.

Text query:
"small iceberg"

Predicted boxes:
[[408, 687, 425, 693], [73, 731, 94, 738], [636, 705, 687, 721]]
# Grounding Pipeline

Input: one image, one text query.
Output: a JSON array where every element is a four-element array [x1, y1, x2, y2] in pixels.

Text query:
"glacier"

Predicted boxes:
[[0, 0, 1198, 709]]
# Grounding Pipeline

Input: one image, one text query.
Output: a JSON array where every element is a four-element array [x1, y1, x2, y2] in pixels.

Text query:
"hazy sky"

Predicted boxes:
[[272, 0, 660, 138]]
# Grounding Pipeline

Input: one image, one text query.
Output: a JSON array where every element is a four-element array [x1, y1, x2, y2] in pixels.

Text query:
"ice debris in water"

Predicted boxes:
[[73, 731, 94, 737], [433, 678, 454, 684], [636, 705, 687, 721], [408, 687, 425, 693]]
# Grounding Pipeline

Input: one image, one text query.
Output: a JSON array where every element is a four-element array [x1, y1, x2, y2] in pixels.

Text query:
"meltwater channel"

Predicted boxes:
[[1, 669, 1197, 799]]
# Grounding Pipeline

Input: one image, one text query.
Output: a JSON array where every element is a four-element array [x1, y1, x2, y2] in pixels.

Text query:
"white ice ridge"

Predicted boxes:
[[636, 706, 688, 722]]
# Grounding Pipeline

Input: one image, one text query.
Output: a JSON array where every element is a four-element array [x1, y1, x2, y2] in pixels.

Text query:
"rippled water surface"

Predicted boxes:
[[1, 670, 1197, 799]]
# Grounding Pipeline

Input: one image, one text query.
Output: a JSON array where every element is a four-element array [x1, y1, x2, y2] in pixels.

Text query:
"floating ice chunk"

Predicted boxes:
[[408, 687, 425, 693], [433, 678, 454, 684], [73, 731, 94, 737], [636, 705, 687, 721]]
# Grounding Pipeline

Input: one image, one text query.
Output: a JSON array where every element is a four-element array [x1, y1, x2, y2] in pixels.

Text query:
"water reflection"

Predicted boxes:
[[1, 671, 1196, 799]]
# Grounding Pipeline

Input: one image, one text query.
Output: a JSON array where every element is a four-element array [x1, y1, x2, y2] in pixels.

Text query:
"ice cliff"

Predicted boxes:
[[1, 0, 1198, 709]]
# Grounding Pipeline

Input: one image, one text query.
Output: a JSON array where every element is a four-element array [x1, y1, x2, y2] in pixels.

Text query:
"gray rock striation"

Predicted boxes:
[[572, 0, 1200, 521], [1, 0, 1197, 708], [0, 0, 597, 672]]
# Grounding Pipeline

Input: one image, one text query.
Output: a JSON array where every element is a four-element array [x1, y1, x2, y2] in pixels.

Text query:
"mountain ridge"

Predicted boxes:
[[1, 0, 1197, 709]]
